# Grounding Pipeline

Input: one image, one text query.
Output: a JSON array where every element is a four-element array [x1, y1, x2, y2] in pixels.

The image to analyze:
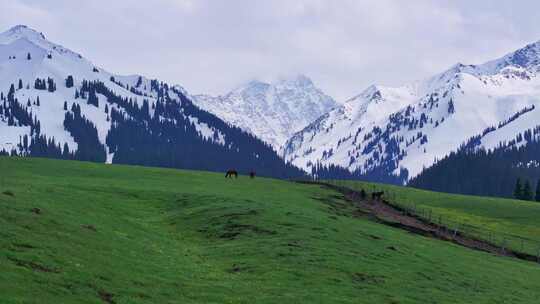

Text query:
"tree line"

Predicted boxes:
[[512, 178, 540, 202], [409, 126, 540, 199]]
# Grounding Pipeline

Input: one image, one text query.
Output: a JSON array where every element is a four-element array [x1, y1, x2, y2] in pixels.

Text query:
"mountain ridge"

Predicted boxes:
[[284, 39, 540, 183]]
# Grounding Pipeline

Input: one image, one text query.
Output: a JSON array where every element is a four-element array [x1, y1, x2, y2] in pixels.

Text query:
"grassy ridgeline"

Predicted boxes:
[[1, 157, 540, 303], [329, 179, 540, 255]]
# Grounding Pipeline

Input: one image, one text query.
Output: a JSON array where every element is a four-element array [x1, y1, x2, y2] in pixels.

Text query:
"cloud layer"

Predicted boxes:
[[2, 0, 540, 100]]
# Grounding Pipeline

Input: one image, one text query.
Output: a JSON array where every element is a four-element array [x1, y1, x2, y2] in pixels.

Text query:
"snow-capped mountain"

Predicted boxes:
[[283, 40, 540, 183], [192, 75, 338, 149], [0, 25, 304, 178]]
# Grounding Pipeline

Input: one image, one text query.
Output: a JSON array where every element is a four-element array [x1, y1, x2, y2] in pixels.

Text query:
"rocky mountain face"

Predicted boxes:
[[192, 75, 338, 149]]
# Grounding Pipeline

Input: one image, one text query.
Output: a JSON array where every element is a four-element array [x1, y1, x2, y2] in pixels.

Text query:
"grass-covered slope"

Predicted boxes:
[[331, 180, 540, 255], [2, 157, 540, 303]]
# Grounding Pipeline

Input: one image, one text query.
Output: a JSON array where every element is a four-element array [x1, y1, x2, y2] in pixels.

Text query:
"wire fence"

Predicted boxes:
[[325, 179, 540, 259]]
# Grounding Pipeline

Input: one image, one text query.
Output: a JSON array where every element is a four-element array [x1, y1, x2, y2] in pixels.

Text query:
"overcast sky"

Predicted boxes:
[[2, 0, 540, 101]]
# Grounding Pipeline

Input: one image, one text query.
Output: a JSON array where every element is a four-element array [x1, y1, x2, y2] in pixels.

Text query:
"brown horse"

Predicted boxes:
[[225, 170, 238, 178], [372, 191, 384, 201]]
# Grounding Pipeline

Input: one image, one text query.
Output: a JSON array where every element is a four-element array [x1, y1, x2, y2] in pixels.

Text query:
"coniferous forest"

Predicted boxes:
[[409, 128, 540, 199]]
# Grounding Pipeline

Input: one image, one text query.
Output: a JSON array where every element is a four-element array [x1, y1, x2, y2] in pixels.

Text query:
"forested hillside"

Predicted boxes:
[[0, 25, 304, 179], [409, 126, 540, 198]]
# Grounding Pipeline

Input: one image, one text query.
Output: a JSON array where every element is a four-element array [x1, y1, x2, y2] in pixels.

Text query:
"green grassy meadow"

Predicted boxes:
[[2, 157, 540, 303], [329, 180, 540, 255]]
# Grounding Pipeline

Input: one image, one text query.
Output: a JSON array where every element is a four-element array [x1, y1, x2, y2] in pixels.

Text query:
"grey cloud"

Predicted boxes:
[[2, 0, 540, 101]]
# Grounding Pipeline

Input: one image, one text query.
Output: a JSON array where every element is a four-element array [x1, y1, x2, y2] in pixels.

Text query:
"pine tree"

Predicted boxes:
[[63, 101, 68, 111], [523, 180, 533, 201], [18, 79, 23, 90], [36, 96, 40, 106], [87, 89, 99, 107], [47, 77, 56, 92], [448, 99, 455, 114], [27, 53, 31, 60], [62, 143, 70, 159], [514, 178, 523, 200], [8, 84, 15, 98], [535, 180, 540, 202], [65, 75, 74, 88]]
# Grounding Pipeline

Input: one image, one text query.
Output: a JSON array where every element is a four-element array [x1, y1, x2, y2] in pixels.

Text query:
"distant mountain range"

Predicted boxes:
[[282, 40, 540, 184], [2, 24, 540, 189]]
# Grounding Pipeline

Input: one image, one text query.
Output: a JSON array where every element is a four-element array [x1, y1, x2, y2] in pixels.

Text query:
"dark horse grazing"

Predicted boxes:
[[225, 170, 238, 178], [372, 191, 384, 201]]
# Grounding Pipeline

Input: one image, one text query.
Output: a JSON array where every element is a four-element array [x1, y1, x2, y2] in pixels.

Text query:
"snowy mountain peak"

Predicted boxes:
[[241, 80, 270, 92], [0, 25, 46, 42], [0, 24, 55, 52], [0, 24, 83, 61], [360, 85, 383, 101], [503, 40, 540, 69], [192, 75, 338, 149]]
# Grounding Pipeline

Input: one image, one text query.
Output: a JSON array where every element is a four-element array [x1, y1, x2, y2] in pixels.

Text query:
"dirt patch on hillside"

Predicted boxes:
[[8, 257, 60, 273], [2, 190, 15, 197], [98, 290, 115, 304], [297, 181, 540, 264]]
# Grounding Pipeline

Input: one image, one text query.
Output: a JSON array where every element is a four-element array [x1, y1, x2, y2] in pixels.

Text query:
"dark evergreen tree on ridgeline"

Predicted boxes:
[[536, 180, 540, 202], [522, 180, 533, 201], [65, 75, 74, 88], [514, 178, 523, 200], [310, 162, 408, 184]]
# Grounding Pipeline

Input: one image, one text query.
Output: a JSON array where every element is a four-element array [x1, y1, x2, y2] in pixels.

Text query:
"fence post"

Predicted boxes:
[[453, 225, 459, 239]]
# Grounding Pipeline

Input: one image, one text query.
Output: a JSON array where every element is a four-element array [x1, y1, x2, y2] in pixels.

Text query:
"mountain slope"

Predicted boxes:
[[192, 75, 338, 149], [283, 41, 540, 183], [409, 128, 540, 198], [0, 25, 304, 178]]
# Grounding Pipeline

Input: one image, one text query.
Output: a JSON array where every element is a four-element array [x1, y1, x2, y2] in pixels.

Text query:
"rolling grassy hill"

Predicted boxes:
[[2, 157, 540, 303], [330, 180, 540, 255]]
